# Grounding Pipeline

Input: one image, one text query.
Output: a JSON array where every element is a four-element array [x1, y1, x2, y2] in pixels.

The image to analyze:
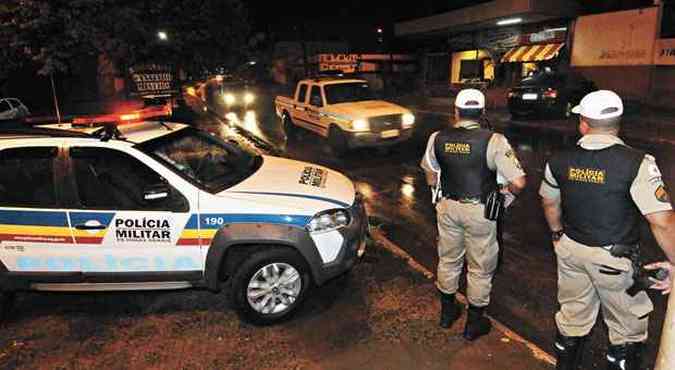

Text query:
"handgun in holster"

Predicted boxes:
[[609, 244, 645, 297]]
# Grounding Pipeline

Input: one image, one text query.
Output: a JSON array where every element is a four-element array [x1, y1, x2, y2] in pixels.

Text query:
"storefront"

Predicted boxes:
[[394, 0, 578, 105]]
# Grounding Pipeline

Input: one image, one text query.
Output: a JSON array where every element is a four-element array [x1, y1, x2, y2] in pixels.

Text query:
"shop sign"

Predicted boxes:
[[571, 7, 659, 66], [655, 39, 675, 65]]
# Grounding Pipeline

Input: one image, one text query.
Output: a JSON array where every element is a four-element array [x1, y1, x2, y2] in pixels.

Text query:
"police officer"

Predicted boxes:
[[421, 89, 526, 340], [539, 90, 675, 370]]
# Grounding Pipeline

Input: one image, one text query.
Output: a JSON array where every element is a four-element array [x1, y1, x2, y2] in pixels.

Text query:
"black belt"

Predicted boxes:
[[444, 196, 482, 204]]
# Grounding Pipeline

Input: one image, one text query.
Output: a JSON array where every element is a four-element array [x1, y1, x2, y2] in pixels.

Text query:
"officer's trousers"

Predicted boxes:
[[555, 235, 654, 344], [436, 198, 498, 307]]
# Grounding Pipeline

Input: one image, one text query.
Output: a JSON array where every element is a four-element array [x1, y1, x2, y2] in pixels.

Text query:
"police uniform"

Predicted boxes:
[[539, 91, 673, 370], [420, 89, 525, 340]]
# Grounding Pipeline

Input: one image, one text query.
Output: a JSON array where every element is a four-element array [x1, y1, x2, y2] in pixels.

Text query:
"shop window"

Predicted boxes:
[[460, 60, 484, 81], [522, 63, 539, 78]]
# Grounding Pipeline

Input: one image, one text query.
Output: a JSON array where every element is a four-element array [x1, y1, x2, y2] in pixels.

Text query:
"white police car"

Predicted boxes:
[[0, 108, 367, 324]]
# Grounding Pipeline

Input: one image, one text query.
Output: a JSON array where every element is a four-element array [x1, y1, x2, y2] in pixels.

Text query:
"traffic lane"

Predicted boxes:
[[0, 244, 551, 370], [275, 112, 675, 369]]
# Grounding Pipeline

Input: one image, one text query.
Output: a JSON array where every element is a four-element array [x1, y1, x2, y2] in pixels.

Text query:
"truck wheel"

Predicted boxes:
[[230, 248, 311, 325], [329, 126, 349, 156], [283, 113, 298, 139]]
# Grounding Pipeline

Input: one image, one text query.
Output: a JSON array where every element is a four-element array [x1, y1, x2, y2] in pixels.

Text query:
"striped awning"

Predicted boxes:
[[500, 43, 565, 63]]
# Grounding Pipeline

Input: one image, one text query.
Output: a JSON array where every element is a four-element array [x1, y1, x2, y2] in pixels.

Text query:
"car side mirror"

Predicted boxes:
[[144, 183, 170, 202]]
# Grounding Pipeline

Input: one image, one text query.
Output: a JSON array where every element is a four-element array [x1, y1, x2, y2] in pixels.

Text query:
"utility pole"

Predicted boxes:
[[49, 74, 61, 124]]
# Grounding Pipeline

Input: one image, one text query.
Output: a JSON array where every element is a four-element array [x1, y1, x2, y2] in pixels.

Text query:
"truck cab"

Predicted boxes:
[[275, 77, 415, 154]]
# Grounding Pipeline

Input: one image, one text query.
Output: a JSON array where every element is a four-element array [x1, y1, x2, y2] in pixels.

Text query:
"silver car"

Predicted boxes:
[[0, 98, 30, 121]]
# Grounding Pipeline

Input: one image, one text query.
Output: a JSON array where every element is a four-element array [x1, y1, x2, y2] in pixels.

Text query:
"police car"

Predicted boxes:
[[0, 106, 367, 324]]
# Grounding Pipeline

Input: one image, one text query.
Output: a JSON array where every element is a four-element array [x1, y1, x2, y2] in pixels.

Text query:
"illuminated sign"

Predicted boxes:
[[571, 7, 660, 66], [655, 39, 675, 65]]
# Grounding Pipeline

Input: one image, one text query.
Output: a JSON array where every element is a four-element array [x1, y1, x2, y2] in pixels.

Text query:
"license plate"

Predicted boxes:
[[381, 129, 400, 138], [522, 93, 538, 100]]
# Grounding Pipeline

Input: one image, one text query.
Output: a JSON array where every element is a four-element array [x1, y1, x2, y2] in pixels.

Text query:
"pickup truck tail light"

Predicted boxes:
[[543, 88, 558, 99]]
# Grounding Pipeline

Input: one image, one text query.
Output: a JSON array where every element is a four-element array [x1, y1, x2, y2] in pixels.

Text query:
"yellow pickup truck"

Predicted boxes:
[[275, 77, 415, 154]]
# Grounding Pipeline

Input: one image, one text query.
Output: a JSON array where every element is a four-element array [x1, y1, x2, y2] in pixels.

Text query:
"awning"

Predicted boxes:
[[501, 43, 565, 63]]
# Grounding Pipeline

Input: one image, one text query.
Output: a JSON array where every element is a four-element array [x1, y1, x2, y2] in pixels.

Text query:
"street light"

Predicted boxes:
[[496, 18, 522, 26], [157, 31, 168, 41]]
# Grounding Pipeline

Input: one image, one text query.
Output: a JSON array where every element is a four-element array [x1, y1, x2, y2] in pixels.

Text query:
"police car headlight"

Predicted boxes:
[[402, 113, 415, 128], [244, 92, 255, 104], [351, 119, 369, 131], [306, 209, 351, 233], [224, 93, 236, 105]]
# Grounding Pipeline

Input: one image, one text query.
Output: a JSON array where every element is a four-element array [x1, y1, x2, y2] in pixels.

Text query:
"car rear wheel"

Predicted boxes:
[[230, 248, 311, 325], [329, 126, 349, 156]]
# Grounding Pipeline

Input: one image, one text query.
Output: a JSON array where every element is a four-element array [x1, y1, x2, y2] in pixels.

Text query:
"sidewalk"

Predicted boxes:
[[396, 95, 675, 146]]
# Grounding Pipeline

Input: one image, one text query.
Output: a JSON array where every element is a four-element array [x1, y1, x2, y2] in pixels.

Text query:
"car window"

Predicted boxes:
[[309, 86, 323, 107], [137, 127, 262, 194], [297, 84, 308, 103], [70, 147, 187, 211], [323, 82, 374, 104], [0, 100, 11, 113], [0, 147, 58, 208]]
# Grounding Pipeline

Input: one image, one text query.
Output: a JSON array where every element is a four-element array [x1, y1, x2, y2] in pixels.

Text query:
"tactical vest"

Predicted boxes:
[[433, 126, 496, 202], [549, 144, 644, 246]]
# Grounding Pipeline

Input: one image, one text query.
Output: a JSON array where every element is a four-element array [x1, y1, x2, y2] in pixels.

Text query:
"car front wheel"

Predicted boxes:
[[231, 248, 311, 325]]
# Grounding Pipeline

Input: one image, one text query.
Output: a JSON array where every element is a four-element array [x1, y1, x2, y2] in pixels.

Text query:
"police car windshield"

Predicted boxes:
[[138, 127, 262, 193], [324, 82, 374, 104]]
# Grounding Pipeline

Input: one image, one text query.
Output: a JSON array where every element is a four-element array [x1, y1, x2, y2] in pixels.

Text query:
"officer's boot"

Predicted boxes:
[[439, 291, 461, 329], [607, 342, 644, 370], [463, 305, 491, 340], [554, 331, 588, 370]]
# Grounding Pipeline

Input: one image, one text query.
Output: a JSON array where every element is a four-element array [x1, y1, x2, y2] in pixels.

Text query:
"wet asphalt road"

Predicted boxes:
[[190, 85, 675, 370]]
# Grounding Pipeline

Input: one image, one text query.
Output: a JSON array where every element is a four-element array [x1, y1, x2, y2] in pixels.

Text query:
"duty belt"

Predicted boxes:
[[445, 196, 482, 204]]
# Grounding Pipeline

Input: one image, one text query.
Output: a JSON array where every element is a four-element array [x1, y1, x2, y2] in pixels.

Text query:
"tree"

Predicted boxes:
[[0, 0, 251, 77]]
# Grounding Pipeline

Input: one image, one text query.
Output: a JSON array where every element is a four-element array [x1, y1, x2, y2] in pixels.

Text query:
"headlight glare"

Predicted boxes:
[[244, 92, 255, 104], [224, 93, 236, 105], [402, 113, 415, 127], [352, 119, 369, 131], [306, 209, 351, 233]]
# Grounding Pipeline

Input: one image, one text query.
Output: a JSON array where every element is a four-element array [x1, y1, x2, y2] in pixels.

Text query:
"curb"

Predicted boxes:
[[369, 228, 557, 367]]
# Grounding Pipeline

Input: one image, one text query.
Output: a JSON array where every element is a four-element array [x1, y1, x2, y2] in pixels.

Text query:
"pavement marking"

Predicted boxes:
[[369, 228, 557, 367]]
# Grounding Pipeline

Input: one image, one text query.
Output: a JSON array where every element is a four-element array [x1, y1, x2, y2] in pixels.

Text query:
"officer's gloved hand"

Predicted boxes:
[[644, 261, 673, 295]]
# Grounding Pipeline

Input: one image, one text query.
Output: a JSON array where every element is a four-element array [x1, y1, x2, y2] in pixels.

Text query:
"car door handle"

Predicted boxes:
[[74, 224, 107, 230]]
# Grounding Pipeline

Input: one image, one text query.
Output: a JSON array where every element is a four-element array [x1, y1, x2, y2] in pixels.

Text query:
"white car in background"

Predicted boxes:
[[0, 98, 30, 121]]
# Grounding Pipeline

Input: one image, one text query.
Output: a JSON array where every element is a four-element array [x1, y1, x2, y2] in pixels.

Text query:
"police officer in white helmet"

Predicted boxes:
[[421, 89, 526, 340], [540, 90, 675, 370]]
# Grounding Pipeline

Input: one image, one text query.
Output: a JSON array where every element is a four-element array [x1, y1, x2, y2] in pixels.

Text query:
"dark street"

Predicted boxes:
[[3, 1, 675, 369]]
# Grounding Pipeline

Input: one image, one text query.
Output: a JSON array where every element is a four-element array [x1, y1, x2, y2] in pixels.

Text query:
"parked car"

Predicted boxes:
[[0, 109, 368, 325], [507, 71, 596, 119], [0, 98, 30, 121], [275, 76, 415, 155]]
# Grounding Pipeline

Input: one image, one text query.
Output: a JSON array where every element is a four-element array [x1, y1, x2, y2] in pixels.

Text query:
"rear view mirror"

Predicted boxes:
[[144, 183, 170, 201]]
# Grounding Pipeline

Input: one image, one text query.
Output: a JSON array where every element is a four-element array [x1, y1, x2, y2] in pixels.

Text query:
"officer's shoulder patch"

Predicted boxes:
[[655, 184, 671, 203]]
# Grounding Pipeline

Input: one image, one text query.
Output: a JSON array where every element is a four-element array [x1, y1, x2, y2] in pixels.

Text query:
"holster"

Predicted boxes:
[[484, 190, 504, 221], [610, 244, 644, 297]]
